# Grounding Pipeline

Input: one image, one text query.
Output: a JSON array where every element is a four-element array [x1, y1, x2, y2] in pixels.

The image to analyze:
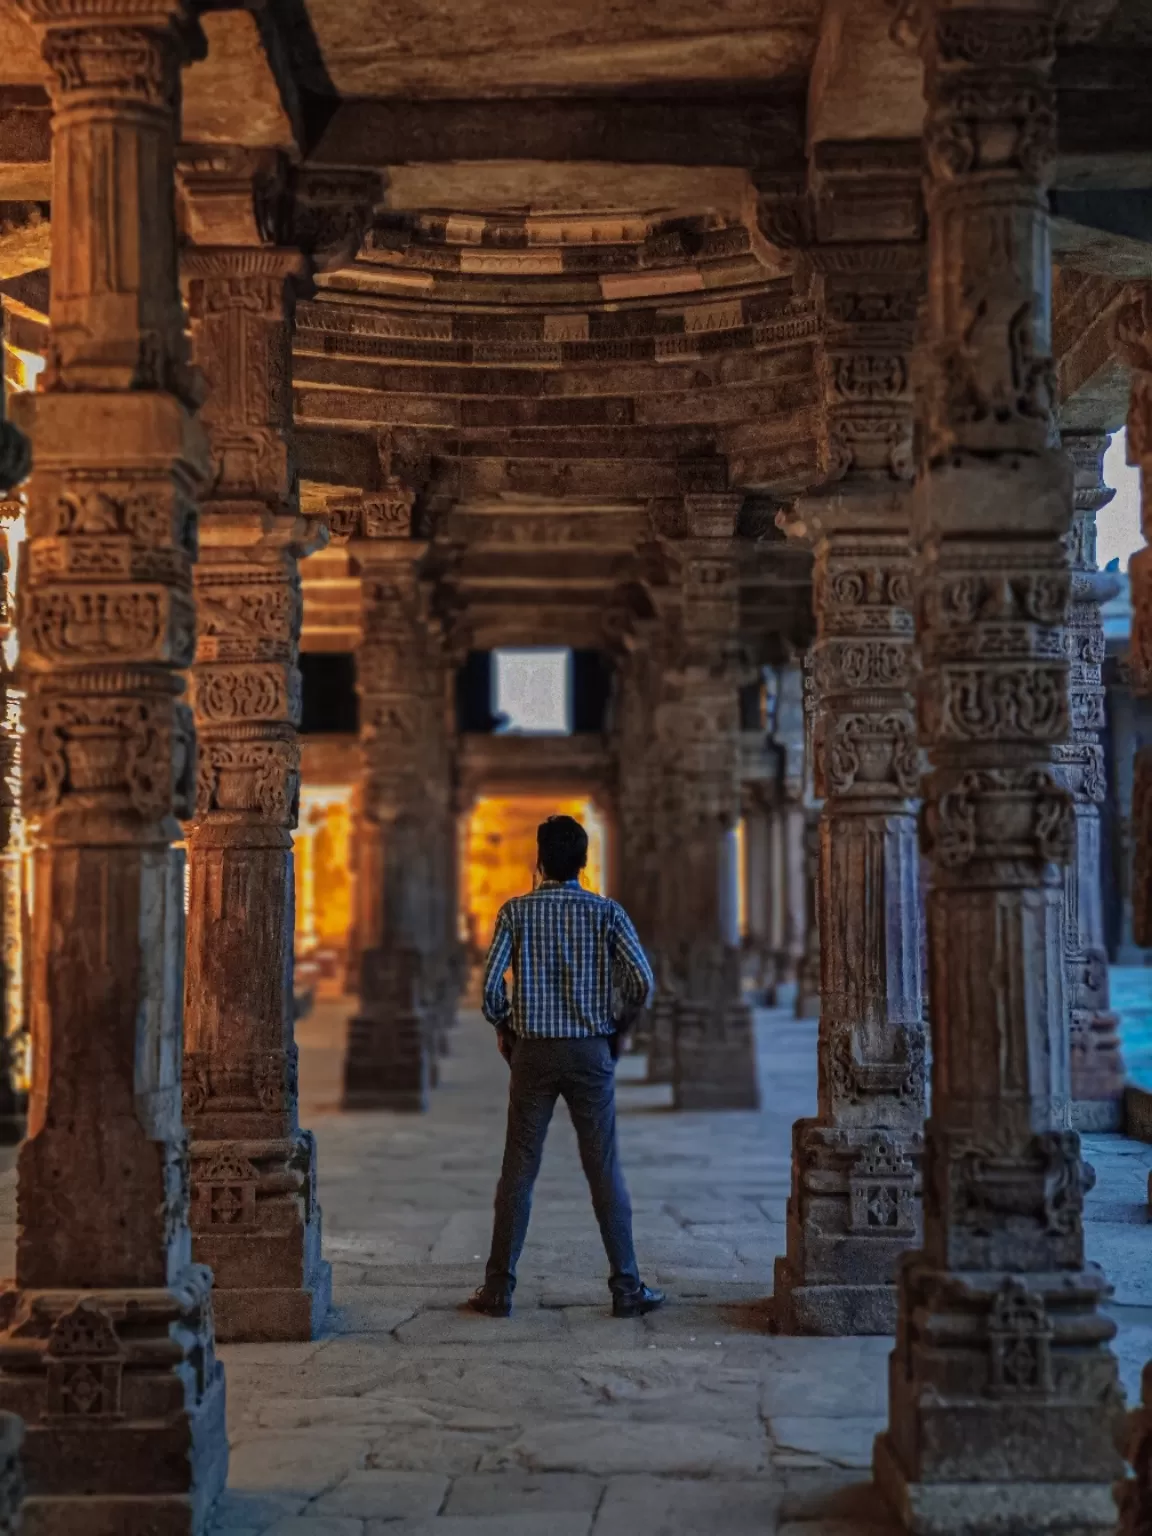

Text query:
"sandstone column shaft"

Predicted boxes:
[[661, 496, 758, 1111], [0, 2, 228, 1525], [179, 168, 331, 1342], [343, 515, 451, 1111], [875, 7, 1124, 1530], [774, 141, 927, 1337]]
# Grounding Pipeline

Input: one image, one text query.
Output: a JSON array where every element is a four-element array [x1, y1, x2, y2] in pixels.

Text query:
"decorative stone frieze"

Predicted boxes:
[[0, 1, 229, 1526], [343, 487, 458, 1111], [774, 141, 927, 1337], [1059, 432, 1125, 1130], [874, 8, 1125, 1532], [179, 151, 332, 1343]]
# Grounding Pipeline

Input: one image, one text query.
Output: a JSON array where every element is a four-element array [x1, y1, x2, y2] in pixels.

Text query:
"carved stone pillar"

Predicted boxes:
[[795, 659, 823, 1019], [742, 791, 776, 1002], [773, 662, 808, 994], [1115, 288, 1152, 1536], [773, 145, 926, 1337], [178, 155, 332, 1343], [0, 311, 31, 1146], [875, 8, 1124, 1531], [0, 1, 229, 1525], [1058, 432, 1125, 1129], [343, 507, 442, 1111], [613, 631, 663, 1047], [1116, 290, 1152, 956], [0, 494, 27, 1146], [661, 495, 759, 1111]]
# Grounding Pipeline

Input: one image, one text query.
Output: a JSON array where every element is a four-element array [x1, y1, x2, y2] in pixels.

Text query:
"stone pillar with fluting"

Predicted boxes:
[[773, 143, 926, 1337], [874, 7, 1125, 1530], [1059, 431, 1125, 1130], [662, 494, 759, 1111], [343, 501, 440, 1111], [0, 0, 229, 1524], [178, 151, 332, 1342]]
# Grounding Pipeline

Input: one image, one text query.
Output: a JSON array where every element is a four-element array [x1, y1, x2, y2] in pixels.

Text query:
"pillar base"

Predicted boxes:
[[772, 1265, 896, 1335], [1072, 1099, 1125, 1132], [342, 1008, 430, 1112], [874, 1432, 1118, 1536], [882, 1259, 1124, 1536], [212, 1273, 332, 1344], [672, 1001, 759, 1110], [190, 1132, 330, 1342], [0, 1269, 228, 1536], [645, 997, 676, 1085], [774, 1121, 921, 1334]]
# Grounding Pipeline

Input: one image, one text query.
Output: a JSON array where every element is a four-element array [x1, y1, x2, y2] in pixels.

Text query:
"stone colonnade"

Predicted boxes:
[[0, 0, 1145, 1528]]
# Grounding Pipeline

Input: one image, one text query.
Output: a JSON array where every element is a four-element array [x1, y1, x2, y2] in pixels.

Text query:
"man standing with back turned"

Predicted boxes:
[[468, 814, 665, 1319]]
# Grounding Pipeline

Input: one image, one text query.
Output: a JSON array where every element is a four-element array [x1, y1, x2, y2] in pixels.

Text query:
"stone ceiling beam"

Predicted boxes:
[[308, 91, 807, 173]]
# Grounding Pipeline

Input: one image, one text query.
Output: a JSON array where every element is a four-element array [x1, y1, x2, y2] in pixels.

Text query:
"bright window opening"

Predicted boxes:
[[492, 647, 572, 735], [1099, 430, 1143, 572]]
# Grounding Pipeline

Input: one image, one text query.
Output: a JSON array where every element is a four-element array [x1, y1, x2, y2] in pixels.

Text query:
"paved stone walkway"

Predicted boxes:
[[191, 997, 1152, 1536]]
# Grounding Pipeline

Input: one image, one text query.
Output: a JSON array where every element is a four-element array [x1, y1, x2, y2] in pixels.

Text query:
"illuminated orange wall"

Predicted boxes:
[[294, 787, 354, 961], [465, 795, 606, 952]]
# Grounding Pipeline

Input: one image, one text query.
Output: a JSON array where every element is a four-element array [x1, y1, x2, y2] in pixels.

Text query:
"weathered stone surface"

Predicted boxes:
[[180, 154, 331, 1345], [1059, 431, 1126, 1131], [0, 3, 229, 1528], [774, 140, 927, 1337], [877, 9, 1126, 1532], [341, 491, 461, 1112]]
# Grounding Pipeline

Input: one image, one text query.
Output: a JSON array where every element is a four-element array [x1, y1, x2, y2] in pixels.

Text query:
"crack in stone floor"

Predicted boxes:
[[6, 999, 1142, 1536]]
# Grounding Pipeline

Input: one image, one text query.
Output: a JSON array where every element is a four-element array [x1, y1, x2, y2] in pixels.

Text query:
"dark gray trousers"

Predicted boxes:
[[485, 1035, 641, 1299]]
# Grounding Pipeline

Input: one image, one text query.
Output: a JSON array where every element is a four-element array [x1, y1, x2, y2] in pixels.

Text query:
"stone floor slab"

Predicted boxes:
[[182, 1001, 1152, 1536], [311, 1471, 449, 1519], [591, 1474, 782, 1535], [442, 1472, 604, 1516]]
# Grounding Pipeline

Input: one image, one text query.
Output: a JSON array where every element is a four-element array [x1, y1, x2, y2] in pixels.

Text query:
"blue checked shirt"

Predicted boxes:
[[482, 880, 655, 1039]]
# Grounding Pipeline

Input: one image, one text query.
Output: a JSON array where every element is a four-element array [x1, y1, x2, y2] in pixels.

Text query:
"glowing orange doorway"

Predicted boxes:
[[464, 796, 607, 955]]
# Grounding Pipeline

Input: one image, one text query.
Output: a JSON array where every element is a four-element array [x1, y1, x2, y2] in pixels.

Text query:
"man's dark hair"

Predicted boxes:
[[537, 815, 588, 883]]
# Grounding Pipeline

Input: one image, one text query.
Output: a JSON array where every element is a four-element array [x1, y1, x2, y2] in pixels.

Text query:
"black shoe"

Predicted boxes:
[[466, 1285, 512, 1318], [613, 1284, 666, 1318]]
